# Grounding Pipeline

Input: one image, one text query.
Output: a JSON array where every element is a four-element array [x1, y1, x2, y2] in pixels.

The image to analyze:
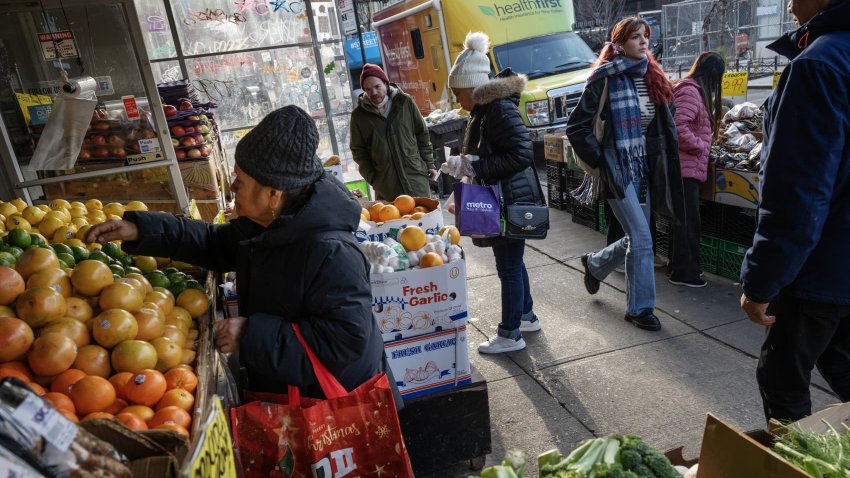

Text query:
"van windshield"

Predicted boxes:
[[493, 32, 596, 80]]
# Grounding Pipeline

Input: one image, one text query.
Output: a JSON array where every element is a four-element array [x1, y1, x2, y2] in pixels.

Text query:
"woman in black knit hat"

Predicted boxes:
[[85, 105, 397, 402]]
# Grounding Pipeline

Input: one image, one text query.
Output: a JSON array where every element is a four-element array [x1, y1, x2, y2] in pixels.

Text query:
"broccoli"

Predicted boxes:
[[642, 451, 680, 478], [630, 463, 657, 477], [592, 463, 640, 478], [618, 449, 643, 470]]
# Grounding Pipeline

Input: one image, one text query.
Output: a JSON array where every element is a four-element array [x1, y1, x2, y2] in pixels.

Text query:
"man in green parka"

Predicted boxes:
[[350, 64, 437, 200]]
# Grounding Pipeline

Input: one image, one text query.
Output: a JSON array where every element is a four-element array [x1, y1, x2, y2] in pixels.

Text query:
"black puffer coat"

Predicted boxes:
[[566, 77, 684, 220], [121, 172, 396, 402], [464, 69, 545, 247]]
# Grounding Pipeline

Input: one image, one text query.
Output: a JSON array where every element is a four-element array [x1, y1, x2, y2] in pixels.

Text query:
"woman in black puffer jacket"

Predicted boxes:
[[444, 32, 545, 354]]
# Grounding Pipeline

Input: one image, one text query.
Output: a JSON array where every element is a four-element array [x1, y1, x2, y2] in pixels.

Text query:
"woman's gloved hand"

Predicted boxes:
[[441, 155, 478, 179], [459, 154, 478, 177]]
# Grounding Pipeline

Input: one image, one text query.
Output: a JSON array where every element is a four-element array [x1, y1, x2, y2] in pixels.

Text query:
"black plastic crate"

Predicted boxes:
[[547, 183, 568, 211], [545, 160, 568, 189], [700, 200, 723, 237], [720, 205, 757, 246], [655, 215, 673, 259], [571, 201, 598, 229]]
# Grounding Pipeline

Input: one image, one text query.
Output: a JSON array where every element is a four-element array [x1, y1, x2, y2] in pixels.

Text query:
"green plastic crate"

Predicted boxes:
[[598, 201, 607, 235], [720, 239, 750, 255], [699, 236, 720, 275], [718, 249, 745, 281]]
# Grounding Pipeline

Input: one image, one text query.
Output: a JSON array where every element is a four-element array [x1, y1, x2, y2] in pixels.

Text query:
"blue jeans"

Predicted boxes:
[[587, 183, 655, 315], [493, 241, 533, 339]]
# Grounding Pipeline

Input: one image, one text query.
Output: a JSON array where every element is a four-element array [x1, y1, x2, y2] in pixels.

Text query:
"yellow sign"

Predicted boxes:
[[722, 72, 749, 97], [187, 396, 238, 478], [16, 93, 53, 125], [187, 199, 202, 220], [772, 71, 782, 89], [213, 210, 226, 224], [233, 128, 252, 139]]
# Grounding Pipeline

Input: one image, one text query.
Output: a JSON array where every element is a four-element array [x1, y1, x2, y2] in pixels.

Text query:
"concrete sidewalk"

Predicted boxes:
[[424, 206, 837, 477]]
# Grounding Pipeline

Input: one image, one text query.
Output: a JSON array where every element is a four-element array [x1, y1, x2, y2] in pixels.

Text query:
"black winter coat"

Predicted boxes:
[[464, 69, 545, 247], [566, 76, 684, 220], [122, 172, 395, 402]]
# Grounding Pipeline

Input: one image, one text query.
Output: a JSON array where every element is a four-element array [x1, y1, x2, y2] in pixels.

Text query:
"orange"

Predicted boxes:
[[70, 375, 116, 415], [143, 291, 173, 315], [41, 318, 90, 348], [125, 273, 153, 294], [109, 372, 134, 401], [394, 195, 416, 215], [0, 362, 32, 381], [82, 412, 114, 421], [28, 333, 77, 377], [161, 325, 187, 348], [176, 289, 209, 319], [413, 206, 430, 213], [65, 297, 93, 322], [156, 388, 194, 412], [410, 212, 426, 220], [115, 412, 148, 431], [104, 398, 129, 415], [155, 422, 189, 437], [360, 208, 371, 222], [15, 286, 67, 328], [15, 248, 60, 280], [0, 266, 24, 305], [92, 309, 138, 348], [50, 368, 87, 395], [27, 382, 47, 396], [0, 317, 34, 362], [148, 405, 191, 429], [44, 391, 76, 413], [398, 226, 427, 251], [59, 409, 79, 423], [134, 307, 165, 341], [98, 282, 144, 313], [368, 203, 385, 222], [70, 260, 114, 297], [111, 340, 157, 373], [27, 268, 72, 298], [72, 345, 112, 378], [419, 252, 445, 268], [378, 204, 401, 222], [120, 405, 155, 423], [124, 369, 166, 406], [0, 368, 30, 382], [439, 225, 461, 245], [164, 368, 198, 394], [151, 337, 182, 372]]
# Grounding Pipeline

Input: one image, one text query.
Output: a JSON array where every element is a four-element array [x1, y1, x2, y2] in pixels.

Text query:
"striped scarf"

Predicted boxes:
[[588, 56, 650, 200]]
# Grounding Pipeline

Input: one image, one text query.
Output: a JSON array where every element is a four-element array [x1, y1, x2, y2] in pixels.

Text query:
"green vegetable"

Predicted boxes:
[[480, 466, 519, 478], [772, 421, 850, 478]]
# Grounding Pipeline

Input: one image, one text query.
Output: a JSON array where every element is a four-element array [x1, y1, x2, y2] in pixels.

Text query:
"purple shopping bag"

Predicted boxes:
[[453, 181, 502, 237]]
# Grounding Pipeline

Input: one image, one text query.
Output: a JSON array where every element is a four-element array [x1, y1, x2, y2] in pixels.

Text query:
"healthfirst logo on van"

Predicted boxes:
[[479, 0, 564, 19]]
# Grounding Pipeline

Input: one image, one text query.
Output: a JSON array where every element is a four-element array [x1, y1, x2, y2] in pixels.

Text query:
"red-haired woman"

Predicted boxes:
[[566, 17, 684, 331]]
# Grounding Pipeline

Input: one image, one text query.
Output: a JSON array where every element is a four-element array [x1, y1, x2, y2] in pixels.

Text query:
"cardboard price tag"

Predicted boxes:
[[722, 72, 748, 97], [187, 397, 237, 478]]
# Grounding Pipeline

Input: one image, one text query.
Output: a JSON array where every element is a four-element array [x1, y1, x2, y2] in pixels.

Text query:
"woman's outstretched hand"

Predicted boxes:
[[84, 220, 139, 244]]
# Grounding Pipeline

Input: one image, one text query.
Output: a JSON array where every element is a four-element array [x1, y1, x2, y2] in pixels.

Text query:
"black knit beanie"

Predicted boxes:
[[235, 105, 322, 190]]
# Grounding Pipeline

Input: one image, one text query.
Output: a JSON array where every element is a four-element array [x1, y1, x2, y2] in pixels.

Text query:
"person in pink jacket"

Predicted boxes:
[[669, 52, 726, 287]]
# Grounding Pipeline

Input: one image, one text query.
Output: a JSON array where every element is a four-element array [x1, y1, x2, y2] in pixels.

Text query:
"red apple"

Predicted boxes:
[[94, 121, 110, 130], [83, 137, 92, 144], [175, 150, 187, 160], [78, 149, 92, 159], [109, 147, 127, 158], [93, 147, 110, 158], [186, 115, 199, 121], [178, 99, 194, 111], [107, 135, 125, 146], [183, 126, 195, 134], [197, 145, 211, 156], [90, 135, 106, 145], [187, 148, 202, 159], [193, 134, 204, 144], [170, 125, 185, 136], [163, 105, 178, 117], [180, 137, 196, 147]]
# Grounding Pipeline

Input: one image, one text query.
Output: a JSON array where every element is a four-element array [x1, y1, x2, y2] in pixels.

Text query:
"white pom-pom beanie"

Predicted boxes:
[[448, 32, 491, 89]]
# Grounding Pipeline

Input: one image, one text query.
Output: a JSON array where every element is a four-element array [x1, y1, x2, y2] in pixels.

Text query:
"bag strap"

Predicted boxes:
[[595, 78, 609, 125], [290, 323, 348, 400]]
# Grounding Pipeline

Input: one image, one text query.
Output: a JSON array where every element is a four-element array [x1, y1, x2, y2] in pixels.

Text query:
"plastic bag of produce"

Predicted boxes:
[[230, 324, 413, 478], [29, 79, 98, 171], [723, 102, 759, 122]]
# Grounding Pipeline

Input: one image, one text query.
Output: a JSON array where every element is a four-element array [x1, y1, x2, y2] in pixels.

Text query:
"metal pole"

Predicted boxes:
[[351, 0, 367, 69], [304, 0, 339, 155]]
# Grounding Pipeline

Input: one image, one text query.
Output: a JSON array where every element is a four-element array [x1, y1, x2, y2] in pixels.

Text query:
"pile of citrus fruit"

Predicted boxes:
[[0, 198, 209, 437], [360, 194, 435, 224]]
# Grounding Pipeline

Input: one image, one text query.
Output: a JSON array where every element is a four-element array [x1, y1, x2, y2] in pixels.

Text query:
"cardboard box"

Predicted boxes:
[[324, 164, 344, 183], [385, 326, 472, 399], [714, 168, 760, 209], [370, 259, 468, 341], [356, 197, 443, 243], [544, 134, 565, 161]]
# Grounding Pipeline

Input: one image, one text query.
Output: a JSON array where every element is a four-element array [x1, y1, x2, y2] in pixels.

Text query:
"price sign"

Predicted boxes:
[[772, 71, 782, 89], [187, 396, 237, 478], [722, 72, 749, 97], [122, 95, 140, 120]]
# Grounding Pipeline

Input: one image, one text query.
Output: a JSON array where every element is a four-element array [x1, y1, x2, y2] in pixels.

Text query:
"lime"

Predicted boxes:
[[70, 246, 90, 263], [52, 243, 73, 257], [29, 234, 46, 247], [146, 272, 171, 289], [7, 228, 31, 249], [125, 266, 142, 275], [102, 242, 122, 259], [166, 272, 186, 284], [59, 260, 69, 269], [112, 273, 121, 280], [89, 250, 111, 264], [109, 264, 125, 277], [7, 247, 23, 259], [164, 267, 179, 276], [0, 242, 8, 252], [169, 282, 189, 298], [39, 244, 53, 250], [119, 255, 134, 268], [0, 252, 15, 267], [57, 252, 76, 267], [186, 280, 204, 291]]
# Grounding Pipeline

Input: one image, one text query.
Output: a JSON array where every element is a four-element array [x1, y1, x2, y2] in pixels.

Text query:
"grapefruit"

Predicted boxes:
[[161, 325, 187, 348], [40, 318, 90, 347], [0, 266, 25, 305], [134, 307, 165, 341], [15, 248, 59, 280], [126, 273, 153, 294], [0, 317, 34, 362], [176, 289, 208, 319], [65, 297, 94, 322], [92, 309, 138, 348], [398, 226, 427, 251], [98, 282, 144, 313], [71, 260, 114, 297], [111, 340, 158, 373], [151, 337, 182, 372], [144, 291, 173, 315], [15, 286, 67, 327], [26, 268, 72, 298], [28, 333, 77, 376], [166, 307, 192, 331], [73, 344, 112, 378]]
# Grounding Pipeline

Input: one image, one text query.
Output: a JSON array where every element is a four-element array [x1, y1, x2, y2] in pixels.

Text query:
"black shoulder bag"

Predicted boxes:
[[500, 166, 550, 240]]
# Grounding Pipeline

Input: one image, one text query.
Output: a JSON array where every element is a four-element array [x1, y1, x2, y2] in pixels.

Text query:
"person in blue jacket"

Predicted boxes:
[[740, 0, 850, 422]]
